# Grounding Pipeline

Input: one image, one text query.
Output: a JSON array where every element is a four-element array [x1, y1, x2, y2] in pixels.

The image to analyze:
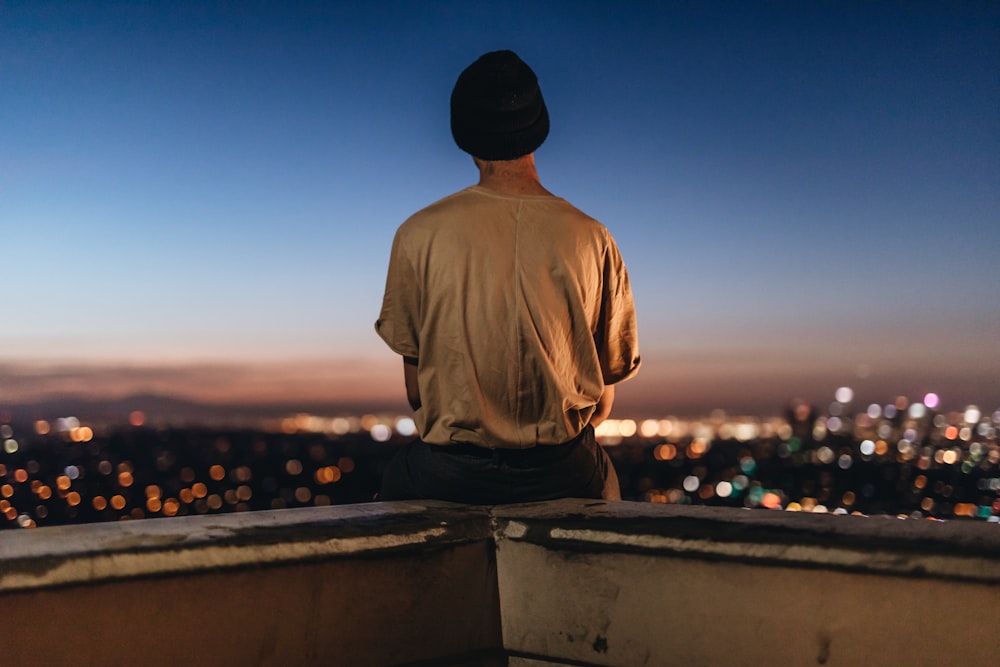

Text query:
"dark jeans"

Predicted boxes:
[[379, 425, 621, 504]]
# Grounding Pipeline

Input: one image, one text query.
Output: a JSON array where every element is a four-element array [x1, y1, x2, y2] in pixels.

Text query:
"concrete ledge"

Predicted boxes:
[[493, 499, 1000, 583], [1, 500, 492, 592], [3, 499, 1000, 666], [494, 499, 1000, 667], [1, 501, 501, 667]]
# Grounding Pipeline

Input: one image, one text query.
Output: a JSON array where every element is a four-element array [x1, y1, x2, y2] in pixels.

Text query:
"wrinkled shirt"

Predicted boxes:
[[376, 186, 640, 448]]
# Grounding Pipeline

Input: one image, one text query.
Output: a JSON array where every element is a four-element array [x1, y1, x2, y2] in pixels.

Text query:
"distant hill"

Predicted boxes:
[[0, 393, 408, 427]]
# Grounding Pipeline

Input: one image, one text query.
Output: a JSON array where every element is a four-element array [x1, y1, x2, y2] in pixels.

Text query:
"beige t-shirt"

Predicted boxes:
[[376, 186, 640, 449]]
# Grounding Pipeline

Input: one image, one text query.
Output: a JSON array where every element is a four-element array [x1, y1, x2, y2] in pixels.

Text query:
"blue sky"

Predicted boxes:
[[2, 1, 998, 416]]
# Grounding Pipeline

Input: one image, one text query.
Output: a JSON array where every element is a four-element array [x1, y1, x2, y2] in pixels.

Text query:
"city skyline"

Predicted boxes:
[[3, 2, 998, 418]]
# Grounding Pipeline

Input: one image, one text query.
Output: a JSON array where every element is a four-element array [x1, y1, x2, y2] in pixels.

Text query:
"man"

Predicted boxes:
[[375, 50, 640, 504]]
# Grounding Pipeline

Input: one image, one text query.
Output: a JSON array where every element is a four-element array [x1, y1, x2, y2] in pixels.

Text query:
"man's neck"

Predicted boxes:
[[474, 154, 553, 197]]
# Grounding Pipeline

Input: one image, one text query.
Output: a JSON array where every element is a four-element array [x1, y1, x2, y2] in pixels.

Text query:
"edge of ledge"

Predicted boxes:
[[0, 501, 490, 592], [492, 499, 1000, 583], [3, 498, 1000, 593]]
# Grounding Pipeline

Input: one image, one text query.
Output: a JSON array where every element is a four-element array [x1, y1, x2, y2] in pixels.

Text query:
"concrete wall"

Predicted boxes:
[[3, 499, 999, 667], [0, 502, 503, 667], [494, 500, 1000, 667]]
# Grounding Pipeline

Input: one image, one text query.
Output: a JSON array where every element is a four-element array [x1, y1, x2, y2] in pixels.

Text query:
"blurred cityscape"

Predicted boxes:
[[1, 387, 998, 530]]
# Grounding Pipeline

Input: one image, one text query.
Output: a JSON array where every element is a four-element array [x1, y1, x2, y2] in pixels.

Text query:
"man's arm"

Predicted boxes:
[[403, 356, 421, 411], [589, 384, 615, 428]]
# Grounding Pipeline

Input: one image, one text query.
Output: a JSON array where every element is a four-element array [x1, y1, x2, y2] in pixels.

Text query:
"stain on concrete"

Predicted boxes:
[[592, 635, 608, 653], [0, 555, 72, 581]]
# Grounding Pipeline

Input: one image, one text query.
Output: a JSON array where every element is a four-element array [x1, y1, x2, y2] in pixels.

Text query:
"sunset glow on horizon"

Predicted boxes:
[[3, 2, 998, 418]]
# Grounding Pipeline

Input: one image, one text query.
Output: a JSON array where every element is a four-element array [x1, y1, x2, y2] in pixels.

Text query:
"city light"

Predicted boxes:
[[0, 389, 998, 530]]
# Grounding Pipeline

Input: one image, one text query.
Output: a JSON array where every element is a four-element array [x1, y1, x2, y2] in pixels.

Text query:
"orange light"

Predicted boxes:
[[110, 495, 126, 510], [92, 496, 108, 511], [146, 497, 162, 513], [118, 471, 134, 488], [13, 469, 28, 483], [37, 486, 51, 500], [66, 491, 81, 507], [179, 488, 194, 504], [56, 476, 71, 491], [1, 484, 13, 498], [761, 492, 782, 509], [954, 503, 975, 517], [654, 444, 677, 461], [945, 426, 959, 440], [129, 410, 145, 427], [145, 485, 161, 499], [162, 499, 180, 517], [192, 482, 207, 498], [315, 466, 343, 484], [209, 465, 225, 481]]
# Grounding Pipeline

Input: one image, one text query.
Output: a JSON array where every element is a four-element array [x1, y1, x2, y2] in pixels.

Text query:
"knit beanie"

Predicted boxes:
[[450, 50, 549, 160]]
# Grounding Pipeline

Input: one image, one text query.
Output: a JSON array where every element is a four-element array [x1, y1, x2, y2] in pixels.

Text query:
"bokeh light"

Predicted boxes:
[[834, 387, 854, 404], [1, 392, 997, 531]]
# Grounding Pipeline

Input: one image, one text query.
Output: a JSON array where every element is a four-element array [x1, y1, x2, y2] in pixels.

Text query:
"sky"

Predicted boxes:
[[2, 1, 998, 418]]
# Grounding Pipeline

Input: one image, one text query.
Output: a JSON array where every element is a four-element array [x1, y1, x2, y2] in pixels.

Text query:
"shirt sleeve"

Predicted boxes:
[[374, 228, 421, 359], [595, 236, 641, 385]]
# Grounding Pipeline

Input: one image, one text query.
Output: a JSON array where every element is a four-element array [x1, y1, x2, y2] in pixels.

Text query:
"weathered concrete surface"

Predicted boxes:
[[3, 498, 1000, 666], [508, 658, 575, 667], [1, 501, 502, 667], [494, 499, 1000, 580], [507, 658, 577, 667], [1, 501, 492, 592], [494, 499, 1000, 667]]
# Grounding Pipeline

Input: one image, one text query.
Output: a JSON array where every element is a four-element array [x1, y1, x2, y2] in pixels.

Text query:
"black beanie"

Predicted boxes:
[[450, 50, 549, 160]]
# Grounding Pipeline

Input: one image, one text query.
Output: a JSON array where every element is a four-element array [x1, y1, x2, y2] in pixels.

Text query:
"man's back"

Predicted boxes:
[[377, 185, 639, 449], [375, 49, 638, 503]]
